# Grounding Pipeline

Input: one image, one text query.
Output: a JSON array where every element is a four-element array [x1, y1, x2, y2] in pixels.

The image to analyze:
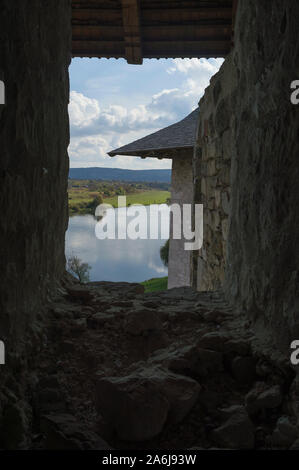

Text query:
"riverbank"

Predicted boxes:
[[69, 190, 170, 214], [104, 190, 170, 208], [68, 179, 170, 215]]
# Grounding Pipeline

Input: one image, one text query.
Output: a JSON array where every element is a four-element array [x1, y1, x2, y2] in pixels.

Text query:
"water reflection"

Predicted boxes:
[[65, 204, 169, 283]]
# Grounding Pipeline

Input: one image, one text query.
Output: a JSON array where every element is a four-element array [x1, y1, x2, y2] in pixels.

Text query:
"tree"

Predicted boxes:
[[88, 193, 103, 212], [160, 239, 169, 267], [67, 255, 91, 283], [116, 186, 125, 195]]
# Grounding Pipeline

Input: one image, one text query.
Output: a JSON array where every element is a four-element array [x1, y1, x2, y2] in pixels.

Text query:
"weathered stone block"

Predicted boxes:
[[215, 189, 221, 208], [215, 98, 231, 136], [212, 405, 254, 449], [221, 191, 230, 215], [221, 218, 229, 241], [96, 368, 200, 441], [207, 159, 216, 176]]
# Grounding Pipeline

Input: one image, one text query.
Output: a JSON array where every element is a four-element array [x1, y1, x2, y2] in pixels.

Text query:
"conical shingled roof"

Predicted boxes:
[[108, 107, 199, 159]]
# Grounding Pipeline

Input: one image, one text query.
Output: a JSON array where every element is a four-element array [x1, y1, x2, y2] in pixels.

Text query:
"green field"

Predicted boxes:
[[68, 194, 94, 214], [141, 277, 168, 293], [104, 191, 170, 208], [69, 187, 170, 214]]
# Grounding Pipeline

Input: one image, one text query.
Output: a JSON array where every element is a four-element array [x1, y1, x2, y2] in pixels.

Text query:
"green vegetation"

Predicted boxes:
[[160, 239, 169, 267], [141, 242, 169, 293], [67, 255, 91, 283], [86, 193, 103, 212], [105, 190, 170, 208], [141, 277, 168, 292], [68, 179, 170, 214]]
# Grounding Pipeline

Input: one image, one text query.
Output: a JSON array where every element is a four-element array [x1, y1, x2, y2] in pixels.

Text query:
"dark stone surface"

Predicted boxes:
[[195, 0, 299, 351], [0, 0, 71, 448], [225, 0, 299, 349]]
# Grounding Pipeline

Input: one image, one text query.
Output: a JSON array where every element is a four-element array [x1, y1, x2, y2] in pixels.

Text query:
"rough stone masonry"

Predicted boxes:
[[0, 0, 299, 451], [195, 0, 299, 353]]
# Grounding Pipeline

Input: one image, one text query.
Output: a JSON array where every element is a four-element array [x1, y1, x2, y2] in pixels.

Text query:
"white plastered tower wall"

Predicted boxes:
[[108, 109, 200, 290], [168, 152, 194, 289]]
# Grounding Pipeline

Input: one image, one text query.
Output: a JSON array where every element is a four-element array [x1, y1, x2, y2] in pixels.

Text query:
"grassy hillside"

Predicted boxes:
[[68, 179, 170, 214], [141, 277, 168, 292], [105, 191, 170, 208]]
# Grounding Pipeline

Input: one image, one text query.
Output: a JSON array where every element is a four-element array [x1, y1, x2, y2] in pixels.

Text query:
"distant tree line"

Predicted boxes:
[[68, 179, 170, 196]]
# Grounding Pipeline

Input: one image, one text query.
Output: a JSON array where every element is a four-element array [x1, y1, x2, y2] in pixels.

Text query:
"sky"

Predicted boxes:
[[68, 57, 224, 170]]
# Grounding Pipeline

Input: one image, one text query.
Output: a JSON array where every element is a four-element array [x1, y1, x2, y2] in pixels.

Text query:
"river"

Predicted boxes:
[[65, 204, 170, 283]]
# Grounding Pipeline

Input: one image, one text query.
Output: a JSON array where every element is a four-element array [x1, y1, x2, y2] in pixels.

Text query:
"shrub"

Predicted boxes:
[[87, 193, 103, 212], [66, 255, 91, 283], [160, 239, 169, 267]]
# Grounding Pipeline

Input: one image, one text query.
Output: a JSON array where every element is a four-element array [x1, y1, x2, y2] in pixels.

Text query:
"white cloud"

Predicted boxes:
[[69, 91, 175, 138], [168, 58, 224, 75], [69, 134, 171, 170], [68, 58, 224, 169], [167, 58, 225, 101], [69, 92, 100, 126]]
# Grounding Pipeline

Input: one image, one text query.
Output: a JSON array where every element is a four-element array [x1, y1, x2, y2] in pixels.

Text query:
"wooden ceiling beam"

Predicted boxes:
[[142, 7, 232, 24], [121, 0, 143, 64], [72, 0, 120, 6], [143, 40, 230, 57], [71, 1, 234, 60], [72, 40, 125, 57], [72, 40, 230, 59], [72, 7, 232, 25], [72, 25, 124, 41], [72, 8, 122, 24], [72, 24, 230, 38], [142, 25, 231, 41]]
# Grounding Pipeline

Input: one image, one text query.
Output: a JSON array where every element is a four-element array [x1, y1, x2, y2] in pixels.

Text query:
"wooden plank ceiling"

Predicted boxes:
[[72, 0, 234, 64]]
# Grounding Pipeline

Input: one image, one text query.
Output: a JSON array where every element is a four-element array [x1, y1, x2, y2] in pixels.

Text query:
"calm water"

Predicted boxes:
[[65, 204, 169, 283]]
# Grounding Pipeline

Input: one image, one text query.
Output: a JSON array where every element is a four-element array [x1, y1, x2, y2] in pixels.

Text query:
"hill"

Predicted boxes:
[[69, 167, 171, 183]]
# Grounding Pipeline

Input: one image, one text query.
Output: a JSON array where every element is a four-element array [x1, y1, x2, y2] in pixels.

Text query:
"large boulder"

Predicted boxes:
[[231, 356, 256, 385], [124, 310, 163, 336], [212, 405, 255, 449], [168, 344, 223, 378], [96, 374, 169, 441], [124, 310, 168, 355], [40, 414, 110, 450], [245, 383, 283, 415], [87, 312, 115, 329], [0, 401, 31, 449], [271, 416, 298, 448], [198, 332, 229, 352], [198, 332, 251, 356], [96, 367, 200, 441], [66, 286, 93, 303]]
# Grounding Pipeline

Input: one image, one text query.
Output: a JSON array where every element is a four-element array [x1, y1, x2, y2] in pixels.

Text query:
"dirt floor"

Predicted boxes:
[[29, 274, 298, 450]]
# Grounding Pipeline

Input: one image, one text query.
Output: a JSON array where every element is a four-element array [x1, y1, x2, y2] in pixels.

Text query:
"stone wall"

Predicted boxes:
[[195, 54, 237, 291], [195, 0, 299, 349], [168, 154, 193, 289], [0, 0, 71, 399]]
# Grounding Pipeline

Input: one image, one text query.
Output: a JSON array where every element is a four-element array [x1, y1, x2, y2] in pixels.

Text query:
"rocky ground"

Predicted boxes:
[[2, 274, 299, 450]]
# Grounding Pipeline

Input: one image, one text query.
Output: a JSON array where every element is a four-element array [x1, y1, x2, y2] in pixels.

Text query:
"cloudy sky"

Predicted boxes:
[[68, 57, 224, 170]]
